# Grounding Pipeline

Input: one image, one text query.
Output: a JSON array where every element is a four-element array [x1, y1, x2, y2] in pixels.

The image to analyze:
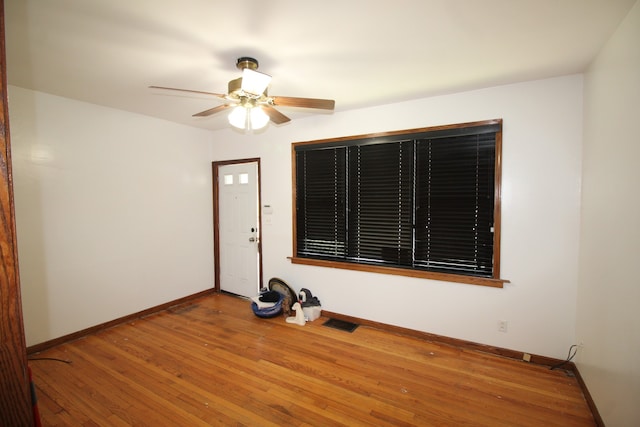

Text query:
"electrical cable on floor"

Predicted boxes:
[[28, 357, 73, 364], [550, 344, 577, 370]]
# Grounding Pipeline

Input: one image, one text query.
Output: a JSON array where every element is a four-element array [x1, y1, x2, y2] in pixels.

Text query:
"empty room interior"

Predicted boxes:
[[1, 0, 639, 426]]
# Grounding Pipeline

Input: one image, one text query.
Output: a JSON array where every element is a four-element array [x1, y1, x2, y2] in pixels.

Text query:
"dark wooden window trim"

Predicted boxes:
[[290, 119, 509, 288]]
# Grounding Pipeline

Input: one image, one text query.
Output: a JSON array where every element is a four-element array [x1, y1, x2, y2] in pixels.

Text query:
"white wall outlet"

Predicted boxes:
[[498, 320, 508, 332]]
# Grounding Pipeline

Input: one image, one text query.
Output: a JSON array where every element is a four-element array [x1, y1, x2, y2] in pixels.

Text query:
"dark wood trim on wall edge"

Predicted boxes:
[[26, 288, 217, 355], [322, 309, 604, 427], [322, 310, 560, 365], [572, 363, 605, 427]]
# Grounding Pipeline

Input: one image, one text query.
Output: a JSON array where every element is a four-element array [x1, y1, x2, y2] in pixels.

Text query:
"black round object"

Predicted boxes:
[[259, 290, 281, 303], [268, 277, 297, 301]]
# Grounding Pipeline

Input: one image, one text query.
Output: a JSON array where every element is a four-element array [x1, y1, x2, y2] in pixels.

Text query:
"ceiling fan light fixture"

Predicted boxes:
[[241, 68, 271, 96], [228, 106, 247, 129], [228, 105, 269, 131], [250, 106, 269, 129]]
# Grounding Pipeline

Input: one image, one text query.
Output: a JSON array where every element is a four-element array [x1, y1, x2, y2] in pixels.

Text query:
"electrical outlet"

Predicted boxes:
[[498, 320, 508, 333], [522, 353, 531, 362]]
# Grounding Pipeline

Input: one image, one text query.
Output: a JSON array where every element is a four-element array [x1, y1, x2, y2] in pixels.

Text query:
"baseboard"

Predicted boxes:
[[322, 309, 603, 426], [322, 310, 563, 366], [26, 288, 216, 355], [572, 364, 605, 426]]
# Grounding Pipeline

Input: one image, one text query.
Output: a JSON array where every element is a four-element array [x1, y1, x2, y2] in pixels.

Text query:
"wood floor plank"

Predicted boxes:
[[28, 293, 595, 426]]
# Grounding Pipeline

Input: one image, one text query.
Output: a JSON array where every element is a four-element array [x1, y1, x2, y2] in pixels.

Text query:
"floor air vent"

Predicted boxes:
[[323, 318, 359, 333]]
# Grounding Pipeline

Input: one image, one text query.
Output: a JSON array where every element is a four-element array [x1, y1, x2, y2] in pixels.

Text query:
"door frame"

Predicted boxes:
[[0, 0, 34, 423], [212, 158, 263, 293]]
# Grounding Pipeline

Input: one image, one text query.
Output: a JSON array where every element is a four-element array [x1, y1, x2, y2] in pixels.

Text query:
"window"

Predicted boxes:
[[291, 120, 506, 287]]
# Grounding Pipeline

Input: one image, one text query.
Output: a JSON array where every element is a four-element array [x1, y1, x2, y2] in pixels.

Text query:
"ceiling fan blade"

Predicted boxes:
[[270, 96, 335, 110], [149, 85, 226, 98], [263, 105, 291, 124], [193, 104, 231, 117]]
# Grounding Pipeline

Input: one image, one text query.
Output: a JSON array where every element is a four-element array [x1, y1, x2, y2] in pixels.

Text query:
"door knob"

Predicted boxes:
[[249, 237, 256, 242]]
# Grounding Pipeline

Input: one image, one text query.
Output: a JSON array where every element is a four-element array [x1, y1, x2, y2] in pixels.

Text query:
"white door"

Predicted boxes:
[[218, 162, 260, 297]]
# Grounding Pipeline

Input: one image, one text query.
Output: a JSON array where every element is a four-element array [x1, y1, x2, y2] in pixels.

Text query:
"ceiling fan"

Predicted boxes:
[[150, 57, 335, 130]]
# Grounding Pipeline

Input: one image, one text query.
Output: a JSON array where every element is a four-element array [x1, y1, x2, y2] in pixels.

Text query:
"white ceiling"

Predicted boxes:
[[5, 0, 637, 131]]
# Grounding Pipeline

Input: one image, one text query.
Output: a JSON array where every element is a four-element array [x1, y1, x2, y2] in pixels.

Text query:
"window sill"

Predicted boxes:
[[288, 256, 509, 288]]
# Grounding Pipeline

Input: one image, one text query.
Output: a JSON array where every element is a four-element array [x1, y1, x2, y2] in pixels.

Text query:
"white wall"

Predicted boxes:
[[11, 74, 584, 359], [210, 74, 584, 359], [9, 86, 215, 346], [577, 1, 640, 425]]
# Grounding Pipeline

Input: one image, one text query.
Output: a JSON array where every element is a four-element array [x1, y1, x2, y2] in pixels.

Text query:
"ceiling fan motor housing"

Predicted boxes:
[[228, 77, 242, 95], [236, 57, 259, 71], [230, 57, 268, 99]]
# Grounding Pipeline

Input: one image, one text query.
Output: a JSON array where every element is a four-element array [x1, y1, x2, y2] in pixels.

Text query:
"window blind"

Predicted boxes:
[[294, 121, 500, 279], [414, 133, 495, 277], [347, 140, 414, 266], [296, 147, 347, 258]]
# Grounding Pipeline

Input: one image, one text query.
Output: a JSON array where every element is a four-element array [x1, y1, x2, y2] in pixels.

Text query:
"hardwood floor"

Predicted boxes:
[[28, 293, 595, 426]]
